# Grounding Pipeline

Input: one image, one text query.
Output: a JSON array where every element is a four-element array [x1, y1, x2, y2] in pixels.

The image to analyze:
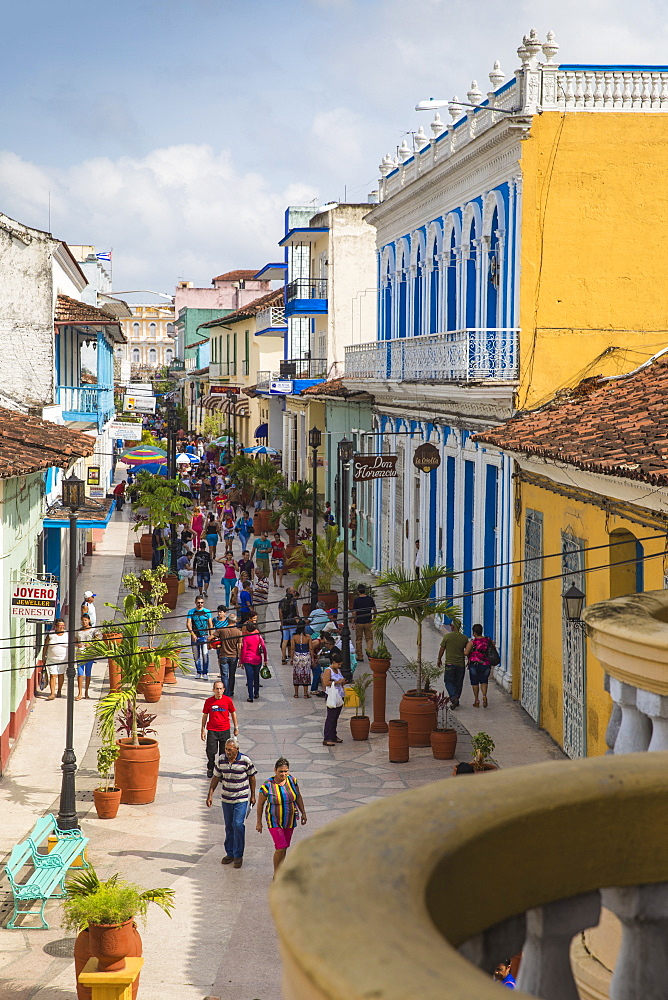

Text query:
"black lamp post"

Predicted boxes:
[[338, 437, 354, 682], [227, 392, 237, 457], [308, 426, 322, 613], [563, 582, 587, 632], [166, 400, 180, 573], [57, 472, 85, 830]]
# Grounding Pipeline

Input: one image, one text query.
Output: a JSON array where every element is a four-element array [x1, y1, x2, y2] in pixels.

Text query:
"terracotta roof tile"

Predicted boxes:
[[197, 288, 284, 330], [55, 294, 121, 326], [212, 269, 263, 282], [474, 355, 668, 486], [0, 408, 95, 480], [300, 378, 374, 400]]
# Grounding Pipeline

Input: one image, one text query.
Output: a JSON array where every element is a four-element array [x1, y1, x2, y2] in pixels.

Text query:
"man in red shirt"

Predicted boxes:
[[201, 680, 239, 778]]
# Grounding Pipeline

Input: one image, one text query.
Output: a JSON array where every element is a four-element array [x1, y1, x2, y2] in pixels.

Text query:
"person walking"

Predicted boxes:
[[237, 550, 255, 581], [256, 756, 308, 878], [113, 480, 126, 511], [205, 514, 220, 560], [206, 737, 257, 869], [76, 612, 97, 700], [187, 596, 213, 677], [38, 618, 69, 700], [235, 510, 254, 553], [253, 569, 269, 627], [322, 649, 346, 745], [237, 581, 254, 626], [351, 584, 376, 661], [464, 623, 493, 708], [312, 631, 336, 697], [240, 621, 268, 703], [222, 515, 235, 556], [201, 680, 238, 778], [81, 591, 97, 627], [217, 554, 238, 607], [290, 619, 314, 698], [436, 621, 470, 709], [252, 531, 273, 579], [270, 533, 286, 587], [191, 506, 205, 548], [213, 610, 242, 696], [278, 587, 299, 663], [193, 541, 213, 599]]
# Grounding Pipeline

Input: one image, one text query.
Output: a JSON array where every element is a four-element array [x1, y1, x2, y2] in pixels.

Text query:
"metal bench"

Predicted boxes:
[[4, 813, 89, 929]]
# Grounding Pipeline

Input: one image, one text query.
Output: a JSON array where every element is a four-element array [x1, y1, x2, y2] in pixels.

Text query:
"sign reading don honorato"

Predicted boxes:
[[11, 582, 58, 621], [352, 454, 398, 481]]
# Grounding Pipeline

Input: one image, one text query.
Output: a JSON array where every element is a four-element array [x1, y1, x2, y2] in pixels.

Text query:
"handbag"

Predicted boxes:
[[260, 664, 272, 680], [487, 638, 501, 667], [326, 683, 344, 709]]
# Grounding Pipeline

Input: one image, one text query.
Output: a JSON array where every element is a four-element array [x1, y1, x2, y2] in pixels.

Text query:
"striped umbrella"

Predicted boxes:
[[120, 445, 167, 465]]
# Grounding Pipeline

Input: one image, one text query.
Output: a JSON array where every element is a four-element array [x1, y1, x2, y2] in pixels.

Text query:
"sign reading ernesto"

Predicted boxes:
[[352, 454, 398, 481], [11, 582, 58, 621]]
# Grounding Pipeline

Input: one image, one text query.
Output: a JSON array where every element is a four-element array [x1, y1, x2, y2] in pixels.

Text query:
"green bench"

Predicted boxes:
[[4, 813, 90, 929]]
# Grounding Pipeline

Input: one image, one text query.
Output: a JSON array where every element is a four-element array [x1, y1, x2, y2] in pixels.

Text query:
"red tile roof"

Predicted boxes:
[[197, 288, 284, 331], [474, 355, 668, 485], [212, 270, 263, 283], [300, 378, 373, 400], [55, 294, 121, 326], [0, 408, 95, 480]]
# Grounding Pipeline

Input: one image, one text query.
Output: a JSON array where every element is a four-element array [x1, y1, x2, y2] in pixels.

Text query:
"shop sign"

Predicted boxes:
[[110, 422, 142, 441], [11, 582, 58, 621], [352, 454, 398, 481], [270, 380, 293, 394], [413, 443, 441, 473], [123, 394, 157, 414]]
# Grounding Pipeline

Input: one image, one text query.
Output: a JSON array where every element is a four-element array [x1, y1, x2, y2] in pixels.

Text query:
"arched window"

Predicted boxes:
[[132, 348, 140, 363], [464, 221, 478, 329], [609, 529, 644, 597], [429, 238, 439, 334], [148, 348, 157, 364], [132, 322, 140, 339], [149, 322, 157, 338], [445, 228, 457, 331], [383, 259, 392, 340], [486, 208, 500, 329], [165, 348, 174, 363], [413, 244, 422, 338], [397, 248, 408, 338]]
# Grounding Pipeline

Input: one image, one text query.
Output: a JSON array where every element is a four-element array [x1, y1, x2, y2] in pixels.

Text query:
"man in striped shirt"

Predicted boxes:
[[206, 737, 257, 868]]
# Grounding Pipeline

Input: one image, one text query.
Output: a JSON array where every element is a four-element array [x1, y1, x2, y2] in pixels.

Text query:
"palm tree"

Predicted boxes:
[[278, 480, 316, 532], [372, 566, 460, 694], [293, 525, 344, 594], [253, 462, 284, 510]]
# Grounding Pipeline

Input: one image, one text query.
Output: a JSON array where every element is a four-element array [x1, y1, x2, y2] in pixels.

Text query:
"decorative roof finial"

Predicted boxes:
[[379, 154, 393, 177], [398, 139, 412, 163], [523, 28, 542, 60], [448, 95, 462, 122], [430, 111, 446, 137], [467, 80, 483, 105], [489, 60, 505, 90], [542, 30, 559, 64], [414, 126, 429, 151]]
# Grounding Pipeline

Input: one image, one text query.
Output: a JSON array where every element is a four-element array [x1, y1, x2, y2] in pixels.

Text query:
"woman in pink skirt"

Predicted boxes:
[[256, 756, 308, 877], [191, 506, 205, 549]]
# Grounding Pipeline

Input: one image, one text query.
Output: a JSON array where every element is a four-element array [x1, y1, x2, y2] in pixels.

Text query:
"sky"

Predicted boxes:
[[1, 0, 667, 293]]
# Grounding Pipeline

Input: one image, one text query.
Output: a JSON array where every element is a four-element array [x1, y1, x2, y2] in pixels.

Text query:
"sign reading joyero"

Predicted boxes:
[[413, 443, 441, 473], [352, 454, 398, 481]]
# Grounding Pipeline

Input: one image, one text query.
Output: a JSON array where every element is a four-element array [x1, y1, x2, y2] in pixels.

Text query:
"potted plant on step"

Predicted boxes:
[[349, 674, 373, 740], [372, 566, 459, 747], [93, 741, 121, 819], [368, 642, 392, 674], [293, 525, 343, 612], [253, 462, 284, 532], [470, 731, 498, 772], [430, 693, 457, 760], [278, 480, 315, 545], [131, 472, 191, 603], [64, 866, 173, 996]]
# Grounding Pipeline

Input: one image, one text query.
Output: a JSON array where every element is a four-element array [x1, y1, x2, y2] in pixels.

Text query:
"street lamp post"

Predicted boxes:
[[57, 472, 85, 830], [308, 426, 322, 613], [338, 437, 354, 682], [227, 392, 237, 457], [166, 400, 180, 573], [563, 582, 587, 633]]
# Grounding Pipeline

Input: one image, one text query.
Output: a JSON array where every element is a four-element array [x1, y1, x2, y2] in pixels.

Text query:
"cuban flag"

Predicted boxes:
[[96, 251, 112, 262]]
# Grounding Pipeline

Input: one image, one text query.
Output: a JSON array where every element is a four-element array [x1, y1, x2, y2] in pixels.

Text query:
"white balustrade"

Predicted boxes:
[[635, 691, 668, 751], [608, 677, 652, 753], [255, 306, 286, 334], [344, 329, 519, 382], [602, 883, 668, 1000], [516, 892, 601, 1000]]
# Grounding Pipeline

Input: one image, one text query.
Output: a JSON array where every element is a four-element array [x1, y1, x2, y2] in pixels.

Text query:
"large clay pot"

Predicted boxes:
[[254, 509, 271, 532], [368, 656, 391, 674], [388, 719, 409, 762], [140, 680, 162, 703], [164, 573, 179, 610], [139, 653, 165, 686], [350, 716, 370, 741], [108, 659, 122, 693], [139, 533, 153, 560], [318, 591, 338, 609], [88, 918, 135, 972], [285, 543, 302, 569], [75, 924, 142, 1000], [430, 728, 458, 760], [93, 787, 122, 819], [286, 529, 297, 545], [115, 738, 160, 805], [399, 691, 438, 748], [163, 657, 177, 684], [133, 543, 142, 558]]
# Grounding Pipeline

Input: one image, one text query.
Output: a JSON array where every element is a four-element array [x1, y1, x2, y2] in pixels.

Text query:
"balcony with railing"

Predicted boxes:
[[284, 278, 328, 317], [344, 328, 519, 382], [58, 385, 115, 429], [255, 358, 327, 395], [255, 305, 287, 336]]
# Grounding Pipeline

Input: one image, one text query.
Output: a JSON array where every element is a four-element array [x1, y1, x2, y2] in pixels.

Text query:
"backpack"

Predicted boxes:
[[193, 550, 210, 572], [487, 638, 501, 667]]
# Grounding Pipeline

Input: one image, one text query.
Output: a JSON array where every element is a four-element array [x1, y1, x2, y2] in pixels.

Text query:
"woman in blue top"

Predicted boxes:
[[235, 510, 254, 553], [237, 582, 254, 625]]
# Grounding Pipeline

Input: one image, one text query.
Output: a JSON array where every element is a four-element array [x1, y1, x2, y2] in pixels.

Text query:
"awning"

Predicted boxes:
[[43, 496, 116, 530], [254, 423, 268, 439]]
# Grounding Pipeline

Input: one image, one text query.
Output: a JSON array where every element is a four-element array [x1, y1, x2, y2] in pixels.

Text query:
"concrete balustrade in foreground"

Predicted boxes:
[[271, 753, 668, 1000], [584, 590, 668, 753]]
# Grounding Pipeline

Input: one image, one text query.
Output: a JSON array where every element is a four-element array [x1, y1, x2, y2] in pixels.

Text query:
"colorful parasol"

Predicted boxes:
[[120, 445, 167, 465]]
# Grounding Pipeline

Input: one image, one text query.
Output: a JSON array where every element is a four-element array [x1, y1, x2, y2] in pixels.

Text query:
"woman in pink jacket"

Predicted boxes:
[[240, 622, 267, 703]]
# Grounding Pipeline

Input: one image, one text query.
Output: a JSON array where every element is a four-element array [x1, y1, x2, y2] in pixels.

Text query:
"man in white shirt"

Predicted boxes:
[[81, 591, 97, 627]]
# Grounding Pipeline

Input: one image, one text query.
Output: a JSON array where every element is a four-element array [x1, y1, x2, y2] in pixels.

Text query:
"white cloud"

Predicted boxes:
[[0, 146, 318, 291]]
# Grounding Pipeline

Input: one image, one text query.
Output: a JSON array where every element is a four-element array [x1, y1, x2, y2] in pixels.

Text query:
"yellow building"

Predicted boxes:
[[120, 303, 176, 370], [477, 354, 668, 757]]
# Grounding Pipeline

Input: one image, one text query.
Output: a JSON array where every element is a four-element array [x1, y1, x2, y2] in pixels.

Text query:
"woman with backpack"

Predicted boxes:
[[464, 623, 497, 709], [240, 621, 268, 703]]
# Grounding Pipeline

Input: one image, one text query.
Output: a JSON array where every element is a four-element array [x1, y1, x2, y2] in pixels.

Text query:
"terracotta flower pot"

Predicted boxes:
[[115, 737, 160, 805], [368, 656, 391, 674], [88, 918, 135, 972], [254, 509, 271, 532], [163, 657, 177, 684], [103, 631, 123, 646], [75, 924, 142, 1000], [133, 542, 142, 558], [388, 719, 409, 762], [399, 691, 438, 748], [139, 653, 165, 685], [286, 528, 297, 545], [139, 533, 153, 561], [140, 680, 162, 703], [350, 715, 371, 741], [318, 590, 338, 609], [93, 787, 122, 819], [430, 728, 458, 760], [164, 573, 179, 610]]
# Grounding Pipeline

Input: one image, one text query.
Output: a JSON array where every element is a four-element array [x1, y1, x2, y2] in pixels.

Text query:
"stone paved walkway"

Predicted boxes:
[[0, 504, 564, 1000]]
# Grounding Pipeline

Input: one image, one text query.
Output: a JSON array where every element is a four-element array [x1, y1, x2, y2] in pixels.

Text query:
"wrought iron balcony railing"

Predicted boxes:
[[285, 278, 327, 302]]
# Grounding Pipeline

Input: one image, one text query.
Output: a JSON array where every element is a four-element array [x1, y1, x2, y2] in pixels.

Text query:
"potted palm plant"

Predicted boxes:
[[430, 693, 457, 760], [470, 731, 498, 772], [253, 462, 284, 532], [64, 866, 173, 990], [87, 595, 185, 804], [372, 566, 459, 747], [278, 480, 315, 544], [131, 473, 191, 605], [93, 742, 121, 819], [293, 525, 343, 612], [349, 674, 373, 740]]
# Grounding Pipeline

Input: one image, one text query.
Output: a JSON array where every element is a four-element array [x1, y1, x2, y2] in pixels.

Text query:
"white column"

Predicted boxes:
[[609, 678, 652, 753], [635, 690, 668, 751], [604, 674, 622, 753], [516, 891, 601, 1000], [602, 883, 668, 1000]]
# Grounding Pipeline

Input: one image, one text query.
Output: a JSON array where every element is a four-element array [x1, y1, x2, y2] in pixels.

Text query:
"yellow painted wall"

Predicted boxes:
[[512, 478, 667, 756], [519, 112, 668, 409]]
